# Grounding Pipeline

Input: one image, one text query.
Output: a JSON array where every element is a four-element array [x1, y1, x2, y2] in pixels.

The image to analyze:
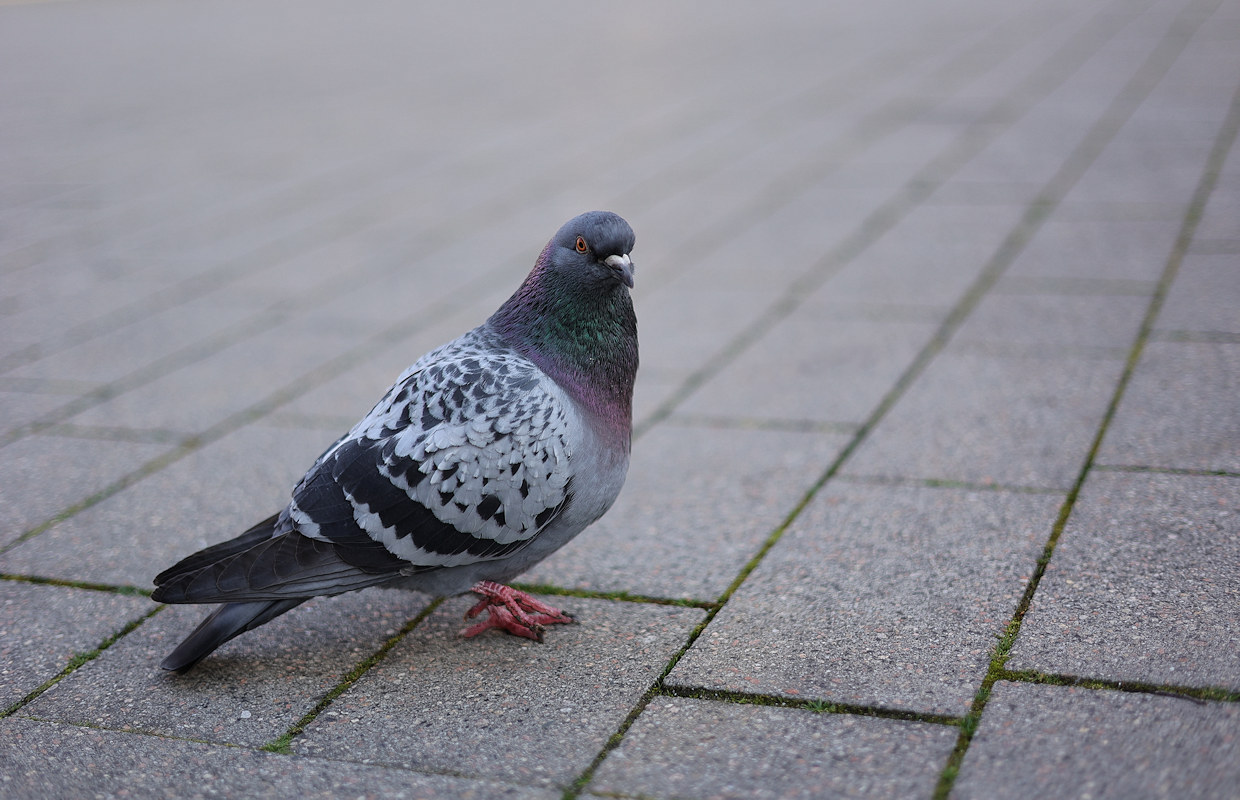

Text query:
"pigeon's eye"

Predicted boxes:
[[575, 236, 589, 253]]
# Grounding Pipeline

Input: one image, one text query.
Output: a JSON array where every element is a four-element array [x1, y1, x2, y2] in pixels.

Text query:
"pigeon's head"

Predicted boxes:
[[546, 211, 636, 290], [489, 211, 639, 435]]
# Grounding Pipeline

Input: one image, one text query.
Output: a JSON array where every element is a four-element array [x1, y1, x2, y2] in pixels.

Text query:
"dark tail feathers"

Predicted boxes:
[[159, 598, 307, 673]]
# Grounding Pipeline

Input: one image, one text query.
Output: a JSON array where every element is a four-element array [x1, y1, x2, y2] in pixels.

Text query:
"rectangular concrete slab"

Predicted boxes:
[[0, 434, 173, 548], [0, 389, 87, 442], [65, 314, 373, 436], [20, 587, 429, 748], [949, 291, 1149, 352], [589, 696, 959, 800], [635, 284, 786, 384], [1154, 253, 1240, 335], [679, 312, 937, 426], [4, 295, 261, 385], [1008, 471, 1240, 690], [293, 595, 704, 789], [821, 203, 1029, 308], [844, 351, 1125, 489], [523, 422, 853, 601], [666, 482, 1061, 716], [0, 582, 152, 711], [0, 716, 558, 800], [953, 681, 1240, 800], [1096, 341, 1240, 473], [1066, 132, 1213, 209], [0, 423, 337, 589], [1194, 181, 1240, 241], [1005, 216, 1184, 282]]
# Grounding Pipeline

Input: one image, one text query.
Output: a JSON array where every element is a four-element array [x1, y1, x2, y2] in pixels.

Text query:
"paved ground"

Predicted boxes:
[[1, 1, 1238, 798]]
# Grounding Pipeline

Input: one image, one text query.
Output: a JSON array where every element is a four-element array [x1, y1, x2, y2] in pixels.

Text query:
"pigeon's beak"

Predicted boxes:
[[604, 253, 635, 288]]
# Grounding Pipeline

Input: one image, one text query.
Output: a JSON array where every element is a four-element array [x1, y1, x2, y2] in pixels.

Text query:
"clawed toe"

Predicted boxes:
[[461, 580, 573, 641]]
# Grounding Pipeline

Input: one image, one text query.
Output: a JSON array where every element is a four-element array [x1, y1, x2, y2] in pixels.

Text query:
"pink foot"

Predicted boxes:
[[462, 581, 573, 642]]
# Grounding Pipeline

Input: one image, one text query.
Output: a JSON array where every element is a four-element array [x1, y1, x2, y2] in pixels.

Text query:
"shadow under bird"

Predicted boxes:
[[152, 211, 638, 672]]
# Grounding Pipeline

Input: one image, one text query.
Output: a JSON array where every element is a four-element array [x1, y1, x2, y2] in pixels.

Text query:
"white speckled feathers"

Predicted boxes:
[[281, 326, 576, 568]]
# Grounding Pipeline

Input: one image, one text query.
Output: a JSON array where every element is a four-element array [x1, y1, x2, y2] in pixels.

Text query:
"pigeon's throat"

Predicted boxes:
[[491, 277, 637, 441]]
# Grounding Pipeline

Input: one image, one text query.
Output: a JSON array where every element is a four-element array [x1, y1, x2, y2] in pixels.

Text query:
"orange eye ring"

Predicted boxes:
[[575, 236, 588, 253]]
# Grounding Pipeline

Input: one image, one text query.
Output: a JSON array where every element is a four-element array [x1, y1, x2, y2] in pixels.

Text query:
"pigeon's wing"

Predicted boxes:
[[284, 336, 576, 571], [153, 334, 576, 605]]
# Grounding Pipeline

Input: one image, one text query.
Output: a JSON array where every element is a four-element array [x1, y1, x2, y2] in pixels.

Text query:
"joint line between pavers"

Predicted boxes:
[[0, 311, 290, 449], [507, 582, 719, 611], [258, 596, 444, 755], [0, 572, 151, 598], [998, 669, 1240, 705], [0, 443, 198, 558], [662, 413, 861, 435], [1148, 329, 1240, 344], [8, 712, 254, 750], [834, 473, 1067, 496], [1093, 464, 1240, 479], [656, 684, 963, 728], [933, 5, 1240, 796], [1, 605, 165, 719]]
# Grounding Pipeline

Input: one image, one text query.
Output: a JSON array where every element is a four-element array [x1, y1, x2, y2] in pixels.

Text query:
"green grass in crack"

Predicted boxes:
[[259, 598, 443, 754]]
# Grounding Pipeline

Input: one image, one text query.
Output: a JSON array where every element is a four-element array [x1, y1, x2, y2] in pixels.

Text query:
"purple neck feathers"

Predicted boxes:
[[490, 244, 638, 447]]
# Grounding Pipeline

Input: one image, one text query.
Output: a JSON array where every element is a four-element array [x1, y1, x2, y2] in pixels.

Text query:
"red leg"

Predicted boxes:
[[462, 581, 573, 641]]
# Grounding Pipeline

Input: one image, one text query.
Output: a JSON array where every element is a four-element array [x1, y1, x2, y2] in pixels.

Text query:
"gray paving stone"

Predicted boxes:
[[822, 203, 1028, 309], [950, 291, 1149, 351], [4, 296, 262, 385], [1066, 132, 1214, 208], [0, 277, 168, 350], [1154, 254, 1240, 335], [0, 716, 556, 800], [1193, 136, 1240, 240], [926, 179, 1045, 207], [631, 374, 685, 430], [1006, 216, 1184, 282], [22, 587, 428, 748], [0, 390, 81, 441], [844, 351, 1125, 489], [523, 423, 853, 600], [695, 196, 866, 294], [1096, 341, 1240, 473], [588, 696, 959, 800], [679, 312, 937, 426], [1194, 185, 1240, 242], [0, 581, 152, 711], [636, 284, 785, 384], [293, 595, 704, 788], [953, 681, 1240, 800], [1009, 471, 1240, 690], [66, 314, 373, 435], [0, 423, 336, 588], [666, 482, 1061, 716], [0, 434, 173, 548]]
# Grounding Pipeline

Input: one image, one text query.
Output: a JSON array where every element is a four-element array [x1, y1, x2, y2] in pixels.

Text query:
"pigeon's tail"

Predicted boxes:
[[159, 599, 307, 673], [152, 514, 406, 671]]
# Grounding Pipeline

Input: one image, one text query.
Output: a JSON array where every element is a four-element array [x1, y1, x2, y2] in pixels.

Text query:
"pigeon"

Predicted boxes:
[[152, 211, 638, 672]]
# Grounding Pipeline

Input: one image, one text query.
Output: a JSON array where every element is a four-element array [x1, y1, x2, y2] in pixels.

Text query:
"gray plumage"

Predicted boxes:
[[153, 211, 638, 672]]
